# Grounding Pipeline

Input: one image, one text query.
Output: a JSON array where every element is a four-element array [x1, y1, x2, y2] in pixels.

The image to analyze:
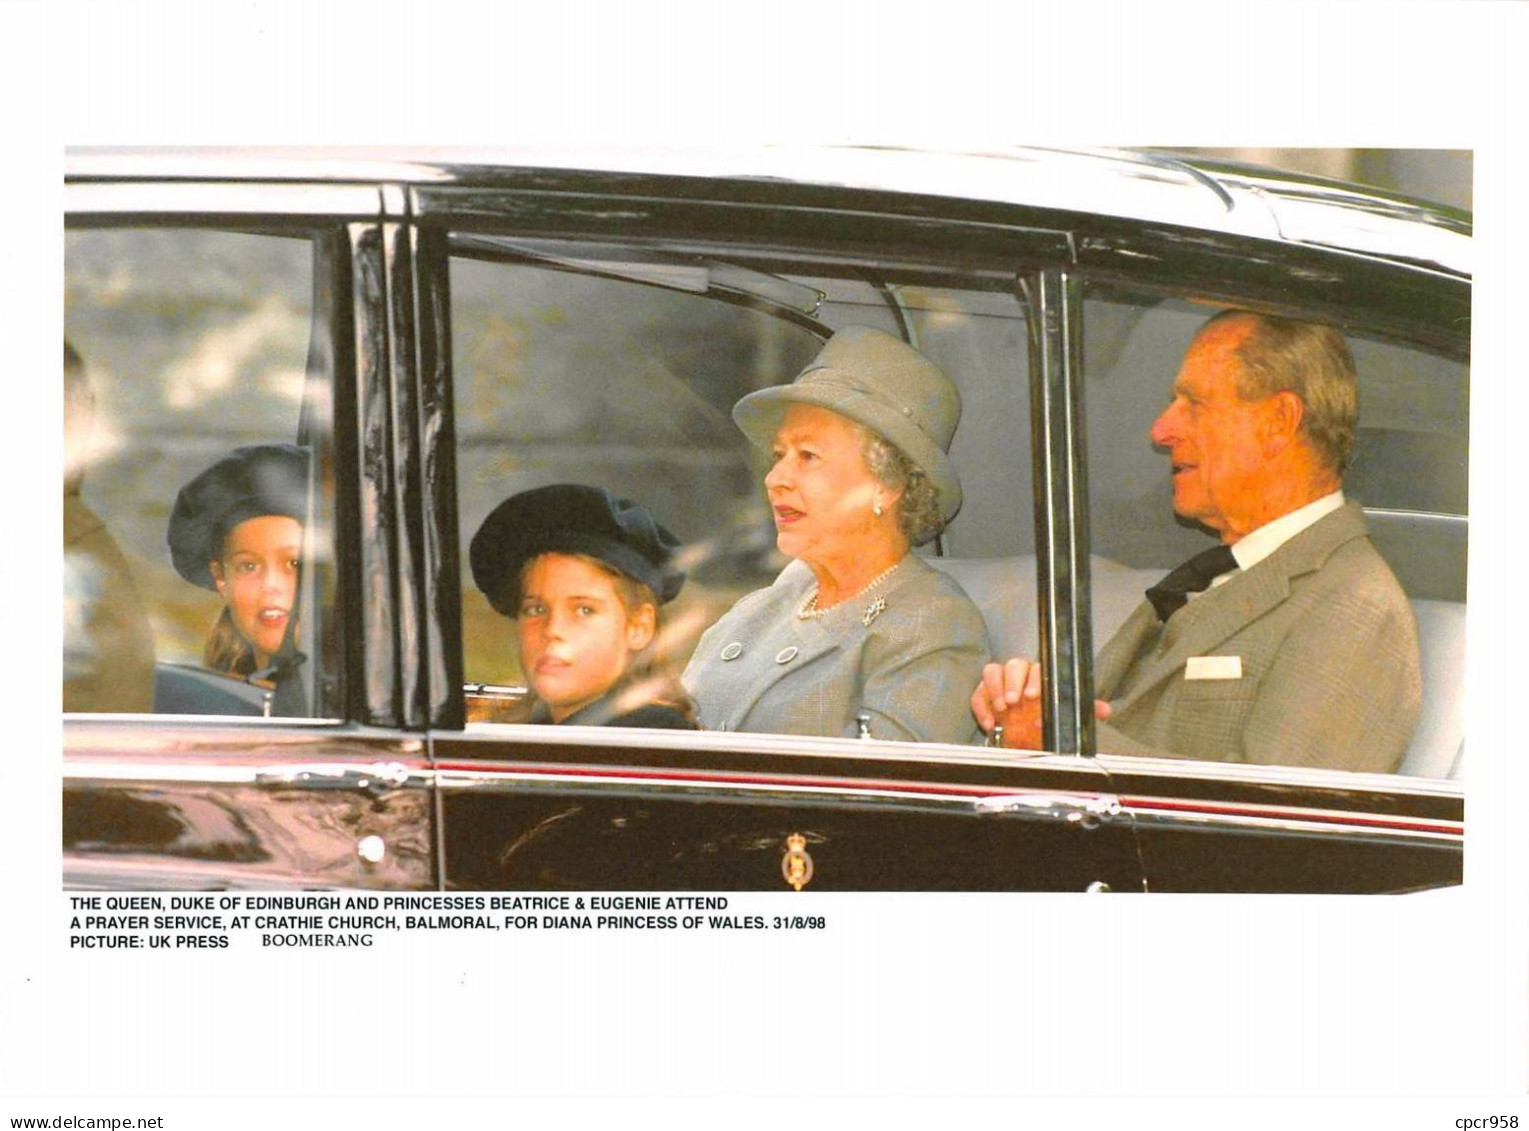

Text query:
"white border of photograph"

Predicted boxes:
[[7, 0, 1527, 1126]]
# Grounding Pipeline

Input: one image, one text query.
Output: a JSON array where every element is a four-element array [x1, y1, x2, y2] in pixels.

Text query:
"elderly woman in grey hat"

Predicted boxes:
[[683, 326, 989, 744]]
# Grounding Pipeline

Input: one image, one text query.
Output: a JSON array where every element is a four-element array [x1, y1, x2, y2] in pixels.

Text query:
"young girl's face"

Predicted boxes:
[[210, 514, 302, 668], [517, 553, 656, 722]]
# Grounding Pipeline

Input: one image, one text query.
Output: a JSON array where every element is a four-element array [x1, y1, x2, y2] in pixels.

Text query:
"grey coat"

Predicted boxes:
[[683, 555, 989, 744], [1095, 502, 1421, 773]]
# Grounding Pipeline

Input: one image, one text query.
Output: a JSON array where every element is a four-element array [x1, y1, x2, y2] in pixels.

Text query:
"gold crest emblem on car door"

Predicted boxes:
[[781, 833, 814, 891]]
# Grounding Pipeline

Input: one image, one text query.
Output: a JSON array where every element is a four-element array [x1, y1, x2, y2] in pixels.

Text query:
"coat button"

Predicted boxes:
[[775, 646, 799, 664], [720, 642, 743, 661]]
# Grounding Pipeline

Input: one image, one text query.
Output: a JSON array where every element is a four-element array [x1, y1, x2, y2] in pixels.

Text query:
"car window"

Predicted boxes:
[[64, 227, 340, 720], [1081, 285, 1466, 779], [448, 236, 1033, 736]]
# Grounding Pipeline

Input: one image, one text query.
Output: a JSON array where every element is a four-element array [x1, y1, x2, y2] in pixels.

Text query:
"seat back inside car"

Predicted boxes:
[[928, 553, 1464, 779]]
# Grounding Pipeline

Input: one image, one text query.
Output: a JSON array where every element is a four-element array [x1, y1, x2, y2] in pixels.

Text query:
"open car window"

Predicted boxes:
[[1080, 285, 1466, 780], [447, 235, 1035, 742], [64, 226, 340, 720]]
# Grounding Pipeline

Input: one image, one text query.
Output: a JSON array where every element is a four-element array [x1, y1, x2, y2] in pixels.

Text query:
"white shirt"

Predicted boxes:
[[1206, 490, 1346, 591]]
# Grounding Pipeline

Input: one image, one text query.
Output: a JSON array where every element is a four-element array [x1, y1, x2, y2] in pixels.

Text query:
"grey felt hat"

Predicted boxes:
[[731, 326, 963, 523]]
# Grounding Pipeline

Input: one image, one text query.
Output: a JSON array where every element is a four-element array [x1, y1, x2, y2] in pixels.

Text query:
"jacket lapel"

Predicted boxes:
[[1115, 562, 1292, 703], [1105, 503, 1370, 709], [1095, 602, 1159, 698]]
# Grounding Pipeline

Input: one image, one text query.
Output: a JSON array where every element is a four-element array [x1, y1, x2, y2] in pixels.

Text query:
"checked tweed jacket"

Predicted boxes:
[[1094, 502, 1422, 773], [684, 554, 989, 744]]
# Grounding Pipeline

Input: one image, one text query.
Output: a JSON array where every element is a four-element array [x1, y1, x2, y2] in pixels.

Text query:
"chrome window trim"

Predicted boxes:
[[66, 762, 274, 785], [64, 759, 432, 787], [65, 181, 383, 218], [449, 724, 1463, 799], [435, 765, 1126, 822], [1121, 803, 1461, 845], [1094, 752, 1462, 799], [1364, 506, 1468, 525], [63, 723, 427, 757], [1028, 268, 1094, 755], [63, 713, 347, 728], [451, 721, 1109, 775], [67, 148, 459, 184], [1121, 792, 1461, 833]]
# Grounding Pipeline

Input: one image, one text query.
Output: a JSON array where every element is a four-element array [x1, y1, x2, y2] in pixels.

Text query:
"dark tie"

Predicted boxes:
[[1145, 544, 1239, 621]]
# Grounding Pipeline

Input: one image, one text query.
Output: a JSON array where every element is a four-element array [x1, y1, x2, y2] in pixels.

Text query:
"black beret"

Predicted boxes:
[[168, 444, 310, 590], [470, 484, 685, 617]]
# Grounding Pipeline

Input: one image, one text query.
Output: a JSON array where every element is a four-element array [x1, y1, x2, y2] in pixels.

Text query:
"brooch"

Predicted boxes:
[[862, 596, 886, 626]]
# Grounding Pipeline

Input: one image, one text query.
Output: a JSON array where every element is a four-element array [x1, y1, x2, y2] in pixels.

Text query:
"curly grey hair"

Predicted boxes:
[[859, 427, 945, 547]]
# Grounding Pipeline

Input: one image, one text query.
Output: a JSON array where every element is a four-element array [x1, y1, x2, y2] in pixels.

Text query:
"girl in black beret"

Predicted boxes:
[[167, 444, 309, 681], [470, 484, 696, 728]]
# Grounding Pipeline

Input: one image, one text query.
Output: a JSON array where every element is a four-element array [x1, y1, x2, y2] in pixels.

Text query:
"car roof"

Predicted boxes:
[[65, 145, 1471, 277]]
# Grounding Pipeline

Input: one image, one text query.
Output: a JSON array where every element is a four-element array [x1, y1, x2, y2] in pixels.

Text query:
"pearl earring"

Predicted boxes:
[[873, 500, 883, 516]]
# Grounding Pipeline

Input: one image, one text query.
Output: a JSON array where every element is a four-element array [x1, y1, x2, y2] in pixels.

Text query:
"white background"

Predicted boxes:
[[3, 1, 1527, 1126]]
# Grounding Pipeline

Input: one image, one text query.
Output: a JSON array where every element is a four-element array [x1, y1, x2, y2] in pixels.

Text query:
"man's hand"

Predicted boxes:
[[970, 658, 1112, 750], [971, 658, 1040, 730]]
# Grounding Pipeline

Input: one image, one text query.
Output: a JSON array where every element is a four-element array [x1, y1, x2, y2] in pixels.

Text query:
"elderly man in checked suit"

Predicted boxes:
[[972, 310, 1421, 774]]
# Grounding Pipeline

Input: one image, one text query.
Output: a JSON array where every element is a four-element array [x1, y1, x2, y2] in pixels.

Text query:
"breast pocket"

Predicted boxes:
[[1169, 670, 1257, 757]]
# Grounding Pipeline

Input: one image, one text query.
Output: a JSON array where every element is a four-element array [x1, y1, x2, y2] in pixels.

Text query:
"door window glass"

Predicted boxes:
[[64, 227, 339, 719], [449, 238, 1032, 742], [1081, 286, 1466, 778]]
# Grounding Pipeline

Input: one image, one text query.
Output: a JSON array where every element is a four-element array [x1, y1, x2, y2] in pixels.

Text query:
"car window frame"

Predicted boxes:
[[62, 178, 449, 890], [1066, 235, 1468, 784], [410, 180, 1081, 757], [62, 180, 383, 729]]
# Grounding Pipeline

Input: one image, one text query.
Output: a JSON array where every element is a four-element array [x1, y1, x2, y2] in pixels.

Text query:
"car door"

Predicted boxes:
[[1069, 217, 1467, 892], [63, 172, 437, 890], [409, 176, 1149, 892]]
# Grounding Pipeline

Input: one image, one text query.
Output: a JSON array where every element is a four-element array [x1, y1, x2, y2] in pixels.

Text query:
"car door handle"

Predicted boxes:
[[974, 792, 1122, 828], [254, 762, 417, 795]]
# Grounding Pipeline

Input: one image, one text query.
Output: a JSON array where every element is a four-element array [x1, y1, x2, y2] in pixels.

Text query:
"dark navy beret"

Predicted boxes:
[[168, 444, 310, 590], [470, 484, 685, 616]]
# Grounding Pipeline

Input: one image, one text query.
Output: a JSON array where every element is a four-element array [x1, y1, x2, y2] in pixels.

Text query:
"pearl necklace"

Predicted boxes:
[[796, 560, 902, 620]]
